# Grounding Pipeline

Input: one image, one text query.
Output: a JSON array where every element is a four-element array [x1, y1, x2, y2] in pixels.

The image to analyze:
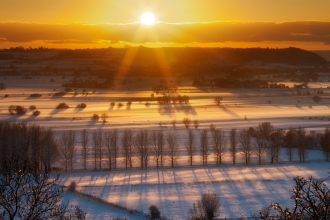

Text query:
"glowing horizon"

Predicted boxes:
[[1, 0, 330, 50]]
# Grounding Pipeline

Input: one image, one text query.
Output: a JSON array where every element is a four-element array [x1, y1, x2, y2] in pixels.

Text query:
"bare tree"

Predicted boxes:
[[121, 129, 133, 169], [254, 128, 265, 165], [258, 122, 273, 139], [40, 129, 58, 173], [214, 97, 223, 105], [297, 127, 308, 162], [135, 129, 150, 169], [59, 130, 76, 172], [212, 128, 226, 166], [81, 129, 89, 170], [151, 130, 164, 169], [171, 119, 176, 128], [0, 123, 59, 173], [200, 129, 209, 166], [0, 171, 85, 220], [100, 113, 108, 123], [255, 175, 330, 220], [183, 117, 191, 128], [92, 130, 103, 170], [239, 129, 252, 165], [320, 128, 330, 161], [229, 128, 238, 165], [166, 131, 180, 168], [269, 129, 284, 164], [193, 120, 200, 129], [185, 129, 196, 166], [284, 128, 297, 162], [104, 130, 114, 170], [188, 193, 221, 220], [110, 129, 119, 169]]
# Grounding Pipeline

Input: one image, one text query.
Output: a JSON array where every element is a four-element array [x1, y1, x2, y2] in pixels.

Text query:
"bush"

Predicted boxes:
[[65, 87, 73, 92], [127, 101, 132, 106], [56, 102, 69, 109], [68, 181, 76, 192], [50, 78, 55, 82], [149, 205, 161, 219], [118, 102, 123, 107], [91, 114, 99, 120], [110, 102, 115, 107], [101, 113, 108, 122], [53, 91, 66, 97], [30, 93, 42, 97], [32, 110, 40, 116], [29, 105, 37, 110], [182, 117, 191, 128], [4, 94, 8, 98], [76, 103, 87, 108], [9, 105, 27, 115], [188, 193, 221, 220]]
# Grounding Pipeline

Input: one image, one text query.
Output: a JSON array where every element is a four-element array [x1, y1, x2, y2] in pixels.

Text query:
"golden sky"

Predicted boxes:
[[1, 0, 330, 50]]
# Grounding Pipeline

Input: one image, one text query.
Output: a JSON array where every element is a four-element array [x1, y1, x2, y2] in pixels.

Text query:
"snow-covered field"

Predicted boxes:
[[1, 76, 330, 219], [59, 160, 330, 219]]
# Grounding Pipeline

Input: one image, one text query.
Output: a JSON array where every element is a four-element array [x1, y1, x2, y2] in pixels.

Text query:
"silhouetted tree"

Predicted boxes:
[[166, 131, 180, 168], [212, 129, 226, 166], [81, 129, 89, 170], [200, 129, 209, 166], [121, 129, 133, 169], [255, 175, 330, 220], [188, 193, 221, 220], [185, 129, 196, 166], [229, 128, 238, 165]]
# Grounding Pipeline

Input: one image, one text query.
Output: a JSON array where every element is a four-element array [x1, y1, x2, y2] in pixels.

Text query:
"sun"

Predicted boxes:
[[140, 12, 155, 25]]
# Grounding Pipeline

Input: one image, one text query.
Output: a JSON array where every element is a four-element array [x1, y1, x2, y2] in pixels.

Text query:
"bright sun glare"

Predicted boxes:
[[141, 12, 155, 25]]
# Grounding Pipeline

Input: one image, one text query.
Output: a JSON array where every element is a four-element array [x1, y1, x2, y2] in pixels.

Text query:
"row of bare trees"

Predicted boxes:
[[58, 122, 324, 171], [0, 122, 327, 172], [0, 122, 58, 172]]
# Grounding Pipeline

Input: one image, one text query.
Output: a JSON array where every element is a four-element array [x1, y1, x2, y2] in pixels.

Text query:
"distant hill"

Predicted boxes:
[[312, 50, 330, 62], [0, 47, 328, 67], [131, 47, 328, 66]]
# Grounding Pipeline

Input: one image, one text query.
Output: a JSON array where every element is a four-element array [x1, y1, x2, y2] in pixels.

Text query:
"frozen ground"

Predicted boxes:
[[1, 76, 330, 219], [59, 160, 330, 219]]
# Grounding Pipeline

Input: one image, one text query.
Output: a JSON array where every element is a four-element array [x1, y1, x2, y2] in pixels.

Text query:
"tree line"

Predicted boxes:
[[1, 122, 330, 172]]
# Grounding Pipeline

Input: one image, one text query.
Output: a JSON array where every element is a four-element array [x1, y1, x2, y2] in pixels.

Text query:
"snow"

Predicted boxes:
[[1, 76, 330, 219], [58, 160, 330, 219]]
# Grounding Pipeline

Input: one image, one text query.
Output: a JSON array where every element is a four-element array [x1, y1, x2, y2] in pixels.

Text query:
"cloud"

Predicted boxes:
[[1, 21, 330, 45]]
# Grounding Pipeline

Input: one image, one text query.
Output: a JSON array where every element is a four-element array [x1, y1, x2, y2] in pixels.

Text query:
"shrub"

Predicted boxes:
[[91, 114, 99, 120], [68, 181, 76, 192], [4, 94, 8, 98], [101, 113, 108, 122], [30, 93, 42, 97], [9, 105, 27, 115], [145, 102, 150, 106], [182, 117, 191, 128], [110, 102, 115, 107], [56, 102, 69, 109], [65, 87, 73, 92], [33, 110, 40, 116], [149, 205, 161, 219], [188, 193, 221, 220], [29, 105, 37, 110], [53, 91, 66, 97], [171, 120, 176, 127], [76, 103, 87, 108], [312, 95, 322, 103], [118, 102, 123, 107], [50, 78, 55, 82], [214, 97, 223, 105], [127, 101, 132, 106], [193, 120, 199, 129]]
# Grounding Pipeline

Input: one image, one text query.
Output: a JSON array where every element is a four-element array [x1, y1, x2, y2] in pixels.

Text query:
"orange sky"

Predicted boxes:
[[1, 0, 330, 50]]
